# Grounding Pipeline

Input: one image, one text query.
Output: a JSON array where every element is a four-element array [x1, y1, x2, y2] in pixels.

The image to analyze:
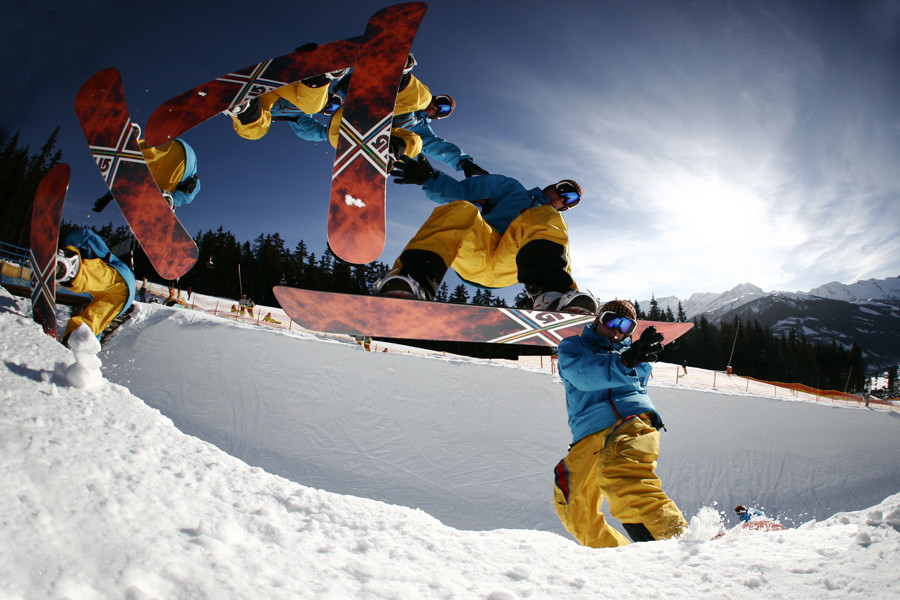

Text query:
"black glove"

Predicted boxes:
[[461, 160, 489, 178], [93, 192, 114, 213], [389, 135, 406, 159], [621, 326, 664, 368], [391, 155, 435, 185]]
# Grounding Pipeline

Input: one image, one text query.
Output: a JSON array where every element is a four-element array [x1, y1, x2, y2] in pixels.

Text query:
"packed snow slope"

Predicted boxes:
[[100, 301, 900, 535], [3, 290, 900, 599]]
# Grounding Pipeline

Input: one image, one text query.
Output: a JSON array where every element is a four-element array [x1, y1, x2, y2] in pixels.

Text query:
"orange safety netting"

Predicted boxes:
[[741, 376, 866, 403]]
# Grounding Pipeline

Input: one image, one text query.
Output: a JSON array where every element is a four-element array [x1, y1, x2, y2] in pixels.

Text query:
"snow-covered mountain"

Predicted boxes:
[[808, 276, 900, 305], [639, 276, 900, 371]]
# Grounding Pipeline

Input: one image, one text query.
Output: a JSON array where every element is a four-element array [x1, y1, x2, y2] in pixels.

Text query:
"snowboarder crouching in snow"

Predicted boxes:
[[374, 155, 596, 314], [55, 228, 136, 347], [553, 300, 687, 547]]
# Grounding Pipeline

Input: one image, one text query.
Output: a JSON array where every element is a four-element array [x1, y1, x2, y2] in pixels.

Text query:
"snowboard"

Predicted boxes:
[[142, 38, 364, 145], [327, 2, 427, 264], [75, 68, 199, 280], [29, 163, 70, 339], [272, 286, 694, 347], [99, 304, 135, 345], [142, 2, 428, 265]]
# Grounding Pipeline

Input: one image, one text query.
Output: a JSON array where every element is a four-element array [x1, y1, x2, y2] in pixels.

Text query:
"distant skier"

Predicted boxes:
[[735, 505, 765, 523], [374, 155, 595, 314], [55, 228, 136, 347], [93, 137, 201, 212], [552, 300, 687, 547]]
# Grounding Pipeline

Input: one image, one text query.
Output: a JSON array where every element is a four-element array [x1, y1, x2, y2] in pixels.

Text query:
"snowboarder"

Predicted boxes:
[[324, 54, 486, 175], [226, 43, 348, 141], [93, 137, 202, 212], [735, 505, 765, 523], [374, 155, 596, 314], [389, 92, 488, 177], [55, 228, 136, 347], [552, 300, 687, 547]]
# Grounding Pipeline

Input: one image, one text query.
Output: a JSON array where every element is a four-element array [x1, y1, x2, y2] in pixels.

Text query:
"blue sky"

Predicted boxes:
[[5, 0, 899, 303]]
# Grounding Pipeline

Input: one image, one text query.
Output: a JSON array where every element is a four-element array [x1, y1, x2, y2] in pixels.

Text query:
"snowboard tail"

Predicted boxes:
[[29, 163, 70, 339], [75, 68, 199, 280], [273, 286, 694, 347]]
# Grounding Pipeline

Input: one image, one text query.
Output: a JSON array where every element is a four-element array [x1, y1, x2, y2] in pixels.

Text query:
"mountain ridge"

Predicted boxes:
[[635, 275, 900, 372]]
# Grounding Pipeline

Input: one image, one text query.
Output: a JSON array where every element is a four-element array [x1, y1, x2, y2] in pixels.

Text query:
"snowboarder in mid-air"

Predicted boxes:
[[55, 229, 136, 346], [323, 53, 487, 175], [225, 43, 348, 142], [375, 154, 596, 314], [93, 137, 201, 212], [552, 300, 687, 547]]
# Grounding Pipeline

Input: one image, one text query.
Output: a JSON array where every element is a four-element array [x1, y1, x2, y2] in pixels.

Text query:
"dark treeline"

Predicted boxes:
[[0, 130, 62, 248], [634, 295, 867, 393], [2, 132, 865, 391], [170, 228, 509, 309]]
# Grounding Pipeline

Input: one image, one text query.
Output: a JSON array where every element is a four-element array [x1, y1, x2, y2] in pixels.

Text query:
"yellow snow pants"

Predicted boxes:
[[63, 253, 129, 340], [394, 201, 573, 289], [553, 415, 687, 548], [138, 139, 186, 195], [328, 75, 432, 156]]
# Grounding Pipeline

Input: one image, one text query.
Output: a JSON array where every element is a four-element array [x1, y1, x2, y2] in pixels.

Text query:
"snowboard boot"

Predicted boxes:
[[225, 97, 262, 125], [525, 285, 599, 315], [374, 250, 447, 301], [374, 272, 429, 300]]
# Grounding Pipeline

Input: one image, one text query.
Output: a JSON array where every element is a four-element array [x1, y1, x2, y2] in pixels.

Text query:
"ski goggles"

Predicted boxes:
[[325, 68, 349, 80], [555, 181, 581, 208], [322, 94, 343, 115], [432, 95, 453, 118], [598, 311, 637, 336]]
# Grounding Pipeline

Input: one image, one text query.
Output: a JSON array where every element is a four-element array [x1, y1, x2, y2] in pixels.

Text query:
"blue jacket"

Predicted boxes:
[[64, 229, 136, 318], [270, 98, 329, 143], [422, 172, 549, 233], [171, 138, 201, 208], [393, 111, 472, 171], [558, 324, 658, 445]]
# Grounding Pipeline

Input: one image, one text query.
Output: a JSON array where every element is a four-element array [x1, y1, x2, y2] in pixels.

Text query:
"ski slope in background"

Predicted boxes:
[[2, 288, 899, 599]]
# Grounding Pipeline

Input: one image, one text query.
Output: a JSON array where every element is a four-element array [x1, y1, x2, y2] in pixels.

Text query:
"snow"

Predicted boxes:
[[2, 286, 900, 599]]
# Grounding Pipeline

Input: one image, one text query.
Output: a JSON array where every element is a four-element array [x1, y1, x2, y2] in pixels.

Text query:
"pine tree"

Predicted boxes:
[[648, 295, 661, 320], [0, 129, 62, 247], [676, 302, 687, 322], [633, 300, 646, 320], [449, 284, 469, 304]]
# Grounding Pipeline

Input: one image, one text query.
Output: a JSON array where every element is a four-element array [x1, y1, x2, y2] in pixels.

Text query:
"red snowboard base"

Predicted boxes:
[[273, 286, 694, 348]]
